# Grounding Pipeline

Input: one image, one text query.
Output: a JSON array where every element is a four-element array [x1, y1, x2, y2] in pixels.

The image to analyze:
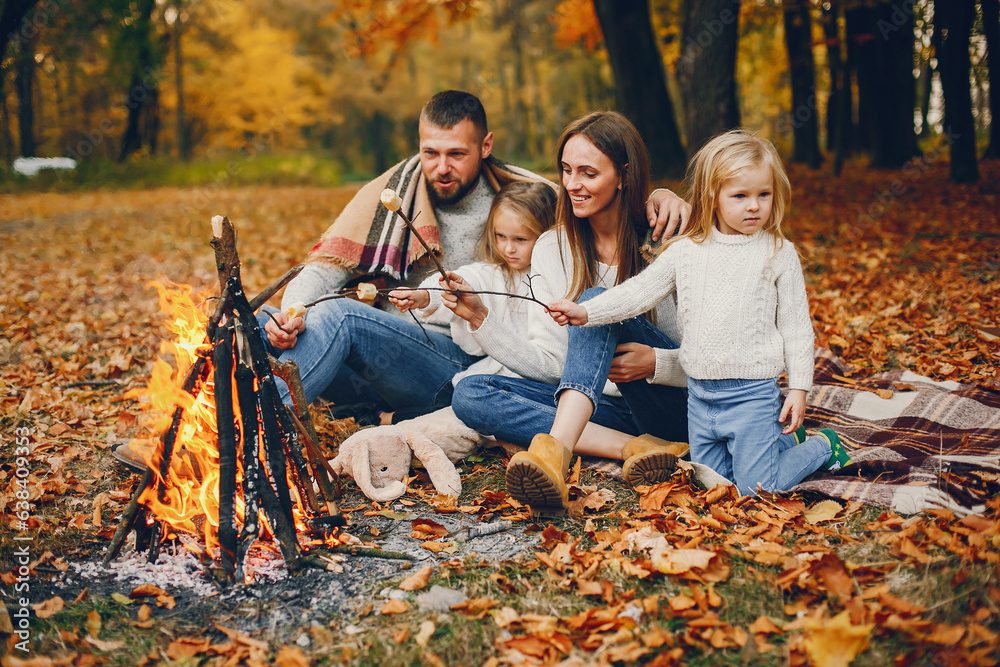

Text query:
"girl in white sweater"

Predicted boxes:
[[549, 130, 851, 496], [389, 181, 557, 384]]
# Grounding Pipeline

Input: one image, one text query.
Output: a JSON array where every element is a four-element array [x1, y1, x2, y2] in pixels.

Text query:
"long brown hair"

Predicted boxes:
[[554, 111, 651, 300]]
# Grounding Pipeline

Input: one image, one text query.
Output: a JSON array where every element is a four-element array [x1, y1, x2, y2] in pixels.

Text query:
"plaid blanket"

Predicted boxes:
[[792, 348, 1000, 516], [307, 155, 549, 280], [498, 348, 999, 516]]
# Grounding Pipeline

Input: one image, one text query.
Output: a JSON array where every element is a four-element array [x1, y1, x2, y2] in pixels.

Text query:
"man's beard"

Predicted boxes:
[[428, 174, 479, 206]]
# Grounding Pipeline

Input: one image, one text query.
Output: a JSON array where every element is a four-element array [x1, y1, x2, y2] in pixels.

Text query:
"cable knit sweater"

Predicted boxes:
[[581, 227, 815, 391], [470, 228, 688, 395], [414, 262, 534, 386]]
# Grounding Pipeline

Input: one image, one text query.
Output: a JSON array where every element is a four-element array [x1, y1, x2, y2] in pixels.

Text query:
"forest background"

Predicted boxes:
[[0, 0, 996, 189]]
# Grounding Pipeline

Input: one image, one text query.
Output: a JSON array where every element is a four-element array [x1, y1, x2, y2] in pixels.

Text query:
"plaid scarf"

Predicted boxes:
[[307, 155, 549, 280]]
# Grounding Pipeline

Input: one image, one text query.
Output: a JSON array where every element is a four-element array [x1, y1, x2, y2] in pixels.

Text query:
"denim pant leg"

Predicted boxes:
[[686, 379, 735, 482], [692, 378, 831, 495], [559, 287, 688, 442], [261, 298, 481, 408], [255, 310, 389, 409], [452, 374, 638, 448]]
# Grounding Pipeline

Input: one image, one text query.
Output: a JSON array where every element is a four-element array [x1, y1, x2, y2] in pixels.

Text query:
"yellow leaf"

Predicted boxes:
[[803, 611, 874, 667], [86, 609, 101, 638], [399, 565, 433, 591], [415, 619, 435, 647], [110, 592, 134, 605], [803, 500, 843, 524]]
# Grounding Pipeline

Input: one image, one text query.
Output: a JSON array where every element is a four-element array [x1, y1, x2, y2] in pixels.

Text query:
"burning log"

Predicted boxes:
[[104, 217, 345, 583]]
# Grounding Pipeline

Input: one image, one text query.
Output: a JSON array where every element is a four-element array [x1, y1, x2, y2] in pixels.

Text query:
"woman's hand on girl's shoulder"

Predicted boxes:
[[547, 299, 588, 327]]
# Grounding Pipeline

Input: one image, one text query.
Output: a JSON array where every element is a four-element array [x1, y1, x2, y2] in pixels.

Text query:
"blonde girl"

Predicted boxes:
[[389, 181, 557, 385], [549, 129, 850, 495]]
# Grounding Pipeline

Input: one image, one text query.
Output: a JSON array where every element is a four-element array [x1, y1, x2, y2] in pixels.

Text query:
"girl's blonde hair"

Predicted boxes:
[[478, 181, 557, 288], [554, 111, 651, 300], [683, 129, 791, 246]]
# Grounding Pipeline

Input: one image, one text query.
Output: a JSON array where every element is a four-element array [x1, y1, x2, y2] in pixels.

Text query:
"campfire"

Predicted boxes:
[[104, 217, 344, 583]]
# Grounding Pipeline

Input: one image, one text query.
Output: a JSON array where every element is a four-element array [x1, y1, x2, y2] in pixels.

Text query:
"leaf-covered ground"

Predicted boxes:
[[0, 158, 998, 666]]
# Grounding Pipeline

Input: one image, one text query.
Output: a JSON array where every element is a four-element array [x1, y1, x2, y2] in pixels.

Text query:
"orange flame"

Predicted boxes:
[[128, 282, 339, 559]]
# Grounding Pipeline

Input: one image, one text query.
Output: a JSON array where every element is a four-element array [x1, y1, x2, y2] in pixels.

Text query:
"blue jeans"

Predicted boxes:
[[257, 298, 482, 409], [687, 377, 831, 495], [452, 287, 688, 447]]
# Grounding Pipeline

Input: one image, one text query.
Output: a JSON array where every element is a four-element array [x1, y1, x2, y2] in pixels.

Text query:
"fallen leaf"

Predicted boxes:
[[274, 645, 310, 667], [415, 619, 435, 647], [130, 584, 168, 598], [111, 592, 134, 605], [31, 596, 65, 619], [399, 565, 433, 591], [86, 609, 101, 638], [493, 606, 521, 627], [85, 636, 125, 652], [381, 599, 409, 615], [803, 610, 874, 667]]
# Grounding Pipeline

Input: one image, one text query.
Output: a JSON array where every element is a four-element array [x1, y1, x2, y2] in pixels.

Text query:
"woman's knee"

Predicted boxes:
[[452, 376, 493, 425]]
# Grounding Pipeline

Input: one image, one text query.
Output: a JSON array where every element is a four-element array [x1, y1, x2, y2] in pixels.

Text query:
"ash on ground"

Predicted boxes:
[[36, 505, 540, 646]]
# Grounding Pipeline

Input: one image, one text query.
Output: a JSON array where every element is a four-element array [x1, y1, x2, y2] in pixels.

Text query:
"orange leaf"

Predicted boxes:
[[31, 596, 65, 619], [749, 616, 784, 635], [130, 584, 168, 598], [802, 611, 874, 667], [274, 645, 310, 667], [381, 599, 409, 615], [399, 564, 433, 591]]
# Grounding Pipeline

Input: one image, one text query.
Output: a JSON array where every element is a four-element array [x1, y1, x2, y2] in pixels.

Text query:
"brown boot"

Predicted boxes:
[[505, 434, 573, 510], [621, 434, 689, 488]]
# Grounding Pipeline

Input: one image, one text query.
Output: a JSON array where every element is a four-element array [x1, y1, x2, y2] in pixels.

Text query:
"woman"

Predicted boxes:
[[448, 111, 689, 510]]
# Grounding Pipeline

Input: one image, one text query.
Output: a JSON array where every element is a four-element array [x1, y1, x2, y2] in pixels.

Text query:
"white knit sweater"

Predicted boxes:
[[470, 228, 687, 394], [414, 262, 534, 385], [581, 227, 815, 391]]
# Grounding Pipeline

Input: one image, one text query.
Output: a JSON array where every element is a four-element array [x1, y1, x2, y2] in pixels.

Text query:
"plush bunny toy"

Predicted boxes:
[[330, 406, 488, 502]]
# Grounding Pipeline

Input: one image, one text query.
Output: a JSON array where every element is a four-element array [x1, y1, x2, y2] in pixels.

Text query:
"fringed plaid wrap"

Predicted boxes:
[[529, 348, 998, 516], [792, 348, 999, 516], [307, 155, 549, 280]]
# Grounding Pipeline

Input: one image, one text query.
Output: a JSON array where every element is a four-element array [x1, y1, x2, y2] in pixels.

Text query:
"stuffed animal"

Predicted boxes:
[[330, 406, 488, 501]]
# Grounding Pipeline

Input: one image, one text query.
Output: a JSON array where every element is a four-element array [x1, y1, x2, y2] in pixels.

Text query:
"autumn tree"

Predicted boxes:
[[675, 0, 741, 157], [936, 0, 979, 182], [981, 0, 999, 159], [591, 0, 686, 177], [783, 0, 821, 168]]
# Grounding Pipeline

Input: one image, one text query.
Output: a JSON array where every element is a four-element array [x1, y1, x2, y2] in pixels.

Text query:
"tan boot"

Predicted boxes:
[[621, 434, 689, 488], [505, 434, 573, 509]]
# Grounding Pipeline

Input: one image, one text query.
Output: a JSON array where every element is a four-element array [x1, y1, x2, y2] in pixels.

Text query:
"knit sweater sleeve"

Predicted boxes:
[[582, 246, 678, 328], [775, 244, 815, 391], [467, 230, 569, 385], [414, 272, 451, 326], [280, 262, 355, 311]]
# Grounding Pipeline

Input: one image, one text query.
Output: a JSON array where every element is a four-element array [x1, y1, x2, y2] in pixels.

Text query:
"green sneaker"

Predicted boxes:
[[792, 425, 807, 444], [818, 429, 851, 470]]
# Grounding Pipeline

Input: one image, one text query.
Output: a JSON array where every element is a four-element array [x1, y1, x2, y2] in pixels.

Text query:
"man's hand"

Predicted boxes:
[[646, 189, 693, 242], [546, 299, 588, 326], [779, 389, 807, 434], [388, 288, 430, 313], [265, 311, 306, 350], [608, 343, 656, 383], [440, 273, 488, 329]]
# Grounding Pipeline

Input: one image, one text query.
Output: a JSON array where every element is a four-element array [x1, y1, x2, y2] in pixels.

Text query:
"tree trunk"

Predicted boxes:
[[0, 0, 40, 65], [822, 1, 850, 154], [846, 6, 873, 153], [592, 0, 687, 178], [783, 1, 822, 167], [936, 0, 979, 182], [370, 110, 389, 175], [0, 77, 14, 165], [676, 0, 741, 158], [510, 0, 530, 159], [14, 36, 36, 158], [118, 0, 159, 162], [174, 9, 189, 161], [981, 0, 1000, 159], [847, 2, 920, 168]]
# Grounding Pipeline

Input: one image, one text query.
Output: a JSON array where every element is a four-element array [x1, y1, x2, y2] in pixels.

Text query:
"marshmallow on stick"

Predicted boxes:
[[379, 188, 448, 281], [284, 302, 308, 319], [356, 283, 378, 302]]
